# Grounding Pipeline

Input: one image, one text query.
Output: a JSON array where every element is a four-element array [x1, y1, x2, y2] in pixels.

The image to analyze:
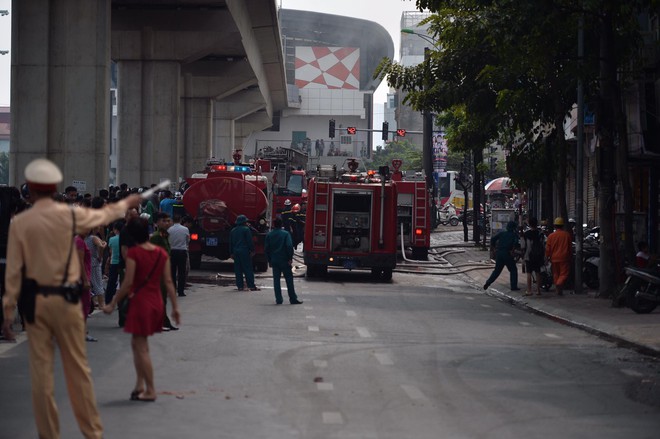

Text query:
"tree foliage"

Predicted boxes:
[[370, 140, 422, 171]]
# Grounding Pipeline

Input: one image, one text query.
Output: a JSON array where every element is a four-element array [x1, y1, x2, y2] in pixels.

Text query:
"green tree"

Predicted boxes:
[[377, 0, 655, 295], [370, 139, 422, 171]]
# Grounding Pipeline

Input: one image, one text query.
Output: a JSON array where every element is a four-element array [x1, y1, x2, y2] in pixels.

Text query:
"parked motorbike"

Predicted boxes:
[[580, 233, 600, 290], [612, 263, 660, 313], [437, 203, 460, 226]]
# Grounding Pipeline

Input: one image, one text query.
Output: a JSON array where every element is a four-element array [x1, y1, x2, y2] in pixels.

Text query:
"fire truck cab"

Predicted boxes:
[[304, 158, 398, 281]]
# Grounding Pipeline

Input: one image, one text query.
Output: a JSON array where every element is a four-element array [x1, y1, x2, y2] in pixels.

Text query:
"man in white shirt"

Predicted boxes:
[[167, 215, 190, 297]]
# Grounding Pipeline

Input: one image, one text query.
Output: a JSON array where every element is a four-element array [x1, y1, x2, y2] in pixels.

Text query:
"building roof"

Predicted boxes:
[[280, 9, 394, 92]]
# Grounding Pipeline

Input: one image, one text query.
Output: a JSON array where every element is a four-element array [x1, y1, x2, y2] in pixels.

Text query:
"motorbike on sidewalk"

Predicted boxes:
[[612, 263, 660, 313], [437, 203, 460, 227]]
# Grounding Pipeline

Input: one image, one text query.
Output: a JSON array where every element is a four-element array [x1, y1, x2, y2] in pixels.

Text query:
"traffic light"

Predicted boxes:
[[347, 127, 357, 135], [382, 121, 389, 141], [396, 128, 406, 137], [329, 119, 336, 138]]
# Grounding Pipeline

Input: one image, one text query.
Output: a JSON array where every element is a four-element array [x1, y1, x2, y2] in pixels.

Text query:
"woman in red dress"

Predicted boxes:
[[103, 218, 181, 401]]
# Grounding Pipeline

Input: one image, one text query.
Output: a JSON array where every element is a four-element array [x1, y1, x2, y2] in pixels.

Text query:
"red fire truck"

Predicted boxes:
[[390, 159, 431, 260], [304, 158, 398, 280], [182, 152, 270, 271], [254, 146, 308, 218]]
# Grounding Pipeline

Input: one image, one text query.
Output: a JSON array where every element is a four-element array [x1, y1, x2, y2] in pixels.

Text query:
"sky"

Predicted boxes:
[[0, 0, 422, 110]]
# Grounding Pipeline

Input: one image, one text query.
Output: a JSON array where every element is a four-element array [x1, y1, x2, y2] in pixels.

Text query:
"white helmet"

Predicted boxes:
[[284, 199, 291, 206]]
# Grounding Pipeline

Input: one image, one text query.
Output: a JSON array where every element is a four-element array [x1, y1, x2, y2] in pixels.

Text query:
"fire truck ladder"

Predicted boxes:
[[414, 183, 428, 244], [312, 182, 330, 249]]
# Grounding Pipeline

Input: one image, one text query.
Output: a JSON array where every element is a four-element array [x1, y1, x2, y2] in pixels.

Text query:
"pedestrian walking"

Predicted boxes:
[[150, 212, 177, 330], [483, 220, 520, 291], [85, 226, 107, 313], [167, 214, 190, 297], [521, 217, 544, 296], [103, 217, 180, 402], [1, 158, 141, 439], [229, 214, 260, 291], [265, 218, 302, 305], [105, 221, 123, 305], [545, 217, 572, 296]]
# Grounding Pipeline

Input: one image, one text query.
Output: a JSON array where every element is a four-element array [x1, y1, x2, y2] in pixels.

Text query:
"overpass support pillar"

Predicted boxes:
[[182, 75, 213, 177], [213, 118, 235, 162], [10, 0, 111, 192], [116, 59, 181, 186]]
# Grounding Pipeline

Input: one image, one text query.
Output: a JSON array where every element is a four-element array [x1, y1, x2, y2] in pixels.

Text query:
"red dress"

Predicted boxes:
[[123, 246, 167, 336]]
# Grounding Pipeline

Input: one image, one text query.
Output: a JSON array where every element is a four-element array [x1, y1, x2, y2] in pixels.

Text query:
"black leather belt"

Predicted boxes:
[[38, 286, 71, 295], [37, 285, 80, 303]]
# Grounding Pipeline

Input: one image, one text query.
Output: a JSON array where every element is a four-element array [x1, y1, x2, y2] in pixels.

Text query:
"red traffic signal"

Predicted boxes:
[[396, 128, 406, 137], [347, 127, 357, 135]]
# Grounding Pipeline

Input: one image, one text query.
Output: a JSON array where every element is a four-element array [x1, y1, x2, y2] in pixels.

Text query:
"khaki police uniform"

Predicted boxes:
[[2, 159, 138, 439]]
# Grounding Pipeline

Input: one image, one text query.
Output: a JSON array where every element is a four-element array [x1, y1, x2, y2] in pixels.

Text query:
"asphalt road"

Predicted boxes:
[[1, 261, 659, 439]]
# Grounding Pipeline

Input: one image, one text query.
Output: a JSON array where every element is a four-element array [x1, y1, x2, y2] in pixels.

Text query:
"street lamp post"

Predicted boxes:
[[401, 28, 438, 226]]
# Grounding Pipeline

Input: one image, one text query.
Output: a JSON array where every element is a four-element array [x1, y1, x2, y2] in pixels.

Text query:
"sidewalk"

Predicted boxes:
[[436, 233, 660, 357]]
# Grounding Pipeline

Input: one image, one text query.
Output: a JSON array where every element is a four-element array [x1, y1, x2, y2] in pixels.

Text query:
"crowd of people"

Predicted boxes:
[[0, 160, 195, 437], [0, 157, 310, 438]]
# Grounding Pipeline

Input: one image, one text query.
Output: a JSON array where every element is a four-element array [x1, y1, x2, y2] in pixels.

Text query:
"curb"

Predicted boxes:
[[485, 287, 660, 359]]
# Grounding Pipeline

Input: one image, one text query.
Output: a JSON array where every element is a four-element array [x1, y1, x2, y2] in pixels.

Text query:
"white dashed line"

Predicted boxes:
[[499, 313, 512, 317], [621, 369, 644, 377], [519, 321, 532, 326], [465, 296, 475, 300], [345, 310, 357, 317], [480, 304, 492, 308], [313, 360, 328, 368], [304, 306, 313, 310], [317, 382, 334, 391], [322, 412, 344, 424], [401, 384, 426, 400], [308, 326, 320, 332], [356, 327, 372, 338], [544, 333, 561, 339], [337, 297, 346, 303], [374, 353, 394, 366], [306, 315, 316, 319]]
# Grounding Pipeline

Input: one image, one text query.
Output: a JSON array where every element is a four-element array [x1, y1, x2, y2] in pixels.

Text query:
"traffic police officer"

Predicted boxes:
[[1, 158, 141, 439]]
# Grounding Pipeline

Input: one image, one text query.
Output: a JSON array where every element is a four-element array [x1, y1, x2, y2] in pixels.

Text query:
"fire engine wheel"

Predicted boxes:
[[189, 252, 202, 270], [306, 264, 327, 278], [371, 268, 393, 282]]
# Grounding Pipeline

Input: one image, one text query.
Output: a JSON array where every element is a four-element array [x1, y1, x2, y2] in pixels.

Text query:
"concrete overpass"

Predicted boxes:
[[9, 0, 287, 190]]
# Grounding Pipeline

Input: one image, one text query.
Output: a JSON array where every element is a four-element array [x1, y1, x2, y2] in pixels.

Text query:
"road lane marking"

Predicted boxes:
[[374, 353, 394, 366], [519, 321, 532, 326], [317, 382, 334, 391], [313, 360, 328, 368], [544, 333, 561, 339], [346, 310, 357, 317], [322, 412, 344, 424], [306, 315, 316, 319], [621, 369, 644, 377], [356, 327, 372, 338], [499, 313, 512, 317], [337, 297, 346, 303], [480, 304, 492, 308], [465, 296, 475, 300], [401, 384, 426, 400], [304, 306, 313, 310], [308, 326, 319, 332]]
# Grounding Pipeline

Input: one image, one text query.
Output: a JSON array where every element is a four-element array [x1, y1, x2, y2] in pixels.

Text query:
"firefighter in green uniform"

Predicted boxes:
[[229, 215, 259, 291]]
